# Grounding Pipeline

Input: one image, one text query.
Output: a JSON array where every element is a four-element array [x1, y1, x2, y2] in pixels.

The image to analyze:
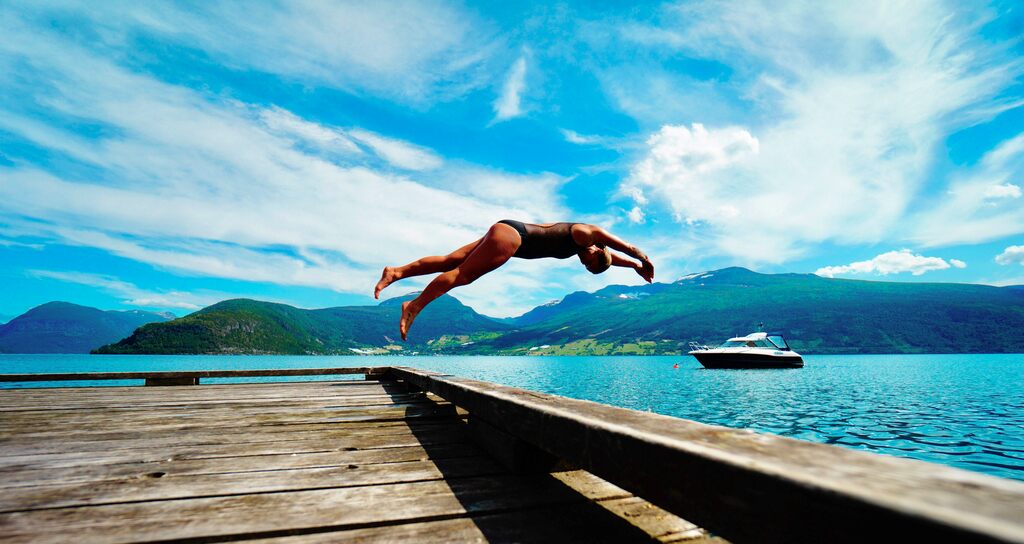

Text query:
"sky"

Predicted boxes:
[[1, 0, 1023, 320]]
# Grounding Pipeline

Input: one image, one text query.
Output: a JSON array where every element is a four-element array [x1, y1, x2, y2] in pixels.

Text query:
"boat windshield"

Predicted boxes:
[[766, 335, 789, 350], [719, 339, 777, 348]]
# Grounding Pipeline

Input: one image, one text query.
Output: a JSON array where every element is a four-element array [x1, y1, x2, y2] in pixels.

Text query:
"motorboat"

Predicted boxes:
[[688, 331, 803, 369]]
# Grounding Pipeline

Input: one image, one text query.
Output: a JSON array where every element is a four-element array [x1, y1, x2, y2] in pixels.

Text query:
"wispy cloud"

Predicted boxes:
[[493, 55, 528, 121], [15, 1, 499, 105], [0, 239, 44, 250], [815, 250, 966, 278], [347, 129, 443, 171], [28, 270, 214, 311], [613, 1, 1024, 261], [996, 245, 1024, 266], [258, 107, 362, 155], [910, 133, 1024, 247], [0, 9, 567, 314], [561, 129, 601, 145]]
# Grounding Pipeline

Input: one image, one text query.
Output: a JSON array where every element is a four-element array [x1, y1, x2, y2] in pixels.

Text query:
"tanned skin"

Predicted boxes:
[[374, 222, 655, 340]]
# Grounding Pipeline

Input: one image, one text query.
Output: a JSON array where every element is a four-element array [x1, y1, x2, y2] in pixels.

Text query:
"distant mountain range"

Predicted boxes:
[[472, 267, 1024, 354], [4, 268, 1023, 355], [0, 302, 173, 354]]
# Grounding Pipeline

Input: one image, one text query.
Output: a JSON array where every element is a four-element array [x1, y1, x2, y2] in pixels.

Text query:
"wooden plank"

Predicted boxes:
[[0, 474, 629, 543], [0, 381, 398, 404], [0, 426, 470, 471], [387, 366, 1024, 544], [0, 390, 425, 412], [0, 442, 480, 489], [552, 470, 721, 543], [0, 420, 462, 460], [0, 395, 439, 421], [0, 415, 439, 449], [0, 417, 444, 448], [0, 367, 385, 382], [0, 379, 385, 395], [0, 455, 506, 512], [242, 503, 673, 543], [0, 401, 460, 435]]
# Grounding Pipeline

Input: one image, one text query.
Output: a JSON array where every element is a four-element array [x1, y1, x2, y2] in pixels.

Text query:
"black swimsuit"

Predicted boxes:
[[498, 220, 583, 259]]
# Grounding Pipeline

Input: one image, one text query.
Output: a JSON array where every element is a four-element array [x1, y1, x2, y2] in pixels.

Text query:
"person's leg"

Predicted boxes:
[[400, 223, 520, 340], [375, 238, 482, 299]]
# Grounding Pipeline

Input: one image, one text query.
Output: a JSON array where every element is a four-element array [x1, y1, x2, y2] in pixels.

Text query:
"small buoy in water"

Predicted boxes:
[[672, 363, 679, 369]]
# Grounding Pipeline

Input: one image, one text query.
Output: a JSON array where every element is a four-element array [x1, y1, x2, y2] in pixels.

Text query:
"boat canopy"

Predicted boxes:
[[720, 331, 791, 350], [725, 332, 768, 342]]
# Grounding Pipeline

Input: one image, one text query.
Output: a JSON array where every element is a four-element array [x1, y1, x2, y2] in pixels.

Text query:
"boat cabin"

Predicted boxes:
[[718, 332, 792, 351]]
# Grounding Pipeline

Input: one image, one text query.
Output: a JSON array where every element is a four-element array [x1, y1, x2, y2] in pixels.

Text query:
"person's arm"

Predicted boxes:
[[578, 225, 648, 262], [575, 225, 654, 282], [610, 252, 642, 271]]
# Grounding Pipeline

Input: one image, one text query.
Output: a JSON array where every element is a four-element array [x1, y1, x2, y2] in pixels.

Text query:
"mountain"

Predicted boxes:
[[95, 294, 509, 354], [475, 267, 1024, 354], [90, 268, 1024, 356], [0, 302, 173, 354], [0, 314, 10, 325]]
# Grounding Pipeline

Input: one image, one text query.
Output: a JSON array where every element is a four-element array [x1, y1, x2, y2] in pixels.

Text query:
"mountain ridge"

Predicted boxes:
[[5, 268, 1022, 355], [95, 294, 507, 355], [0, 301, 173, 354]]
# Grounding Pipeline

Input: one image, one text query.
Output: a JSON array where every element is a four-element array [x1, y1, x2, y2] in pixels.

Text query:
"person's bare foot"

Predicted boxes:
[[399, 300, 420, 341], [374, 267, 399, 299]]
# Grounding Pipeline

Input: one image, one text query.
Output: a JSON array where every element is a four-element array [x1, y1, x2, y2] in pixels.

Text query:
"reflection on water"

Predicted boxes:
[[3, 353, 1023, 481]]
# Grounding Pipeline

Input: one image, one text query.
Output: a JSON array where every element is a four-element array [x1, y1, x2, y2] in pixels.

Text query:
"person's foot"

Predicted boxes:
[[374, 267, 398, 299], [399, 300, 420, 341]]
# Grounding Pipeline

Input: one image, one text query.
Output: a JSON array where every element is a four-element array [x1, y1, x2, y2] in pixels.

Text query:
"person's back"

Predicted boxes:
[[498, 220, 580, 259]]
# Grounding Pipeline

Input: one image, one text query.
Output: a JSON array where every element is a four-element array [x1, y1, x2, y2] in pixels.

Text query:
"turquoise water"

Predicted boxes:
[[2, 353, 1023, 482]]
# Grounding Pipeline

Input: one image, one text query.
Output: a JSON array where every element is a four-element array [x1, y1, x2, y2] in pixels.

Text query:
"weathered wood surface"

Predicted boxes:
[[386, 366, 1024, 544], [0, 375, 708, 543], [0, 367, 386, 382]]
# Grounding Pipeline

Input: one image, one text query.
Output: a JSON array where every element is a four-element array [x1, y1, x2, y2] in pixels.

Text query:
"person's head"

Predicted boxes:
[[579, 245, 612, 274]]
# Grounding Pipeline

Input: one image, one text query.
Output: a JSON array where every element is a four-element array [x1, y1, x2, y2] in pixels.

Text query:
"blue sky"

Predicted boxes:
[[1, 0, 1023, 319]]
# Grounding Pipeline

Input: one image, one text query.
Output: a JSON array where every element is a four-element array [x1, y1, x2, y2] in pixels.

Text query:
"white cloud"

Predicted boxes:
[[815, 249, 963, 278], [996, 245, 1024, 266], [623, 122, 759, 224], [983, 183, 1022, 200], [0, 239, 44, 250], [493, 55, 528, 121], [910, 133, 1024, 246], [346, 129, 443, 171], [0, 12, 567, 313], [19, 0, 499, 105], [614, 1, 1024, 261], [627, 206, 645, 224], [561, 129, 600, 145], [258, 107, 361, 154], [28, 270, 213, 311]]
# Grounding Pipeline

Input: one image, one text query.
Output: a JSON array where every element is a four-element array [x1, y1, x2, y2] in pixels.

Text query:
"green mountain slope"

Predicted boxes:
[[89, 268, 1024, 356], [95, 294, 508, 354], [473, 267, 1024, 354], [0, 302, 172, 354]]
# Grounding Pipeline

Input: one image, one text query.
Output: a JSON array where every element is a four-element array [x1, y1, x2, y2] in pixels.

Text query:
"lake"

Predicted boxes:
[[2, 353, 1022, 482]]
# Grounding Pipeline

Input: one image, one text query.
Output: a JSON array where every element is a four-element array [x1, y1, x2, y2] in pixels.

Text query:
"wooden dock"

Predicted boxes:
[[1, 367, 1023, 543]]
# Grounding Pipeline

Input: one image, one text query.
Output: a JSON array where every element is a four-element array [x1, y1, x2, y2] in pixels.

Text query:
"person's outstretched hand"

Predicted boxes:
[[637, 258, 655, 283]]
